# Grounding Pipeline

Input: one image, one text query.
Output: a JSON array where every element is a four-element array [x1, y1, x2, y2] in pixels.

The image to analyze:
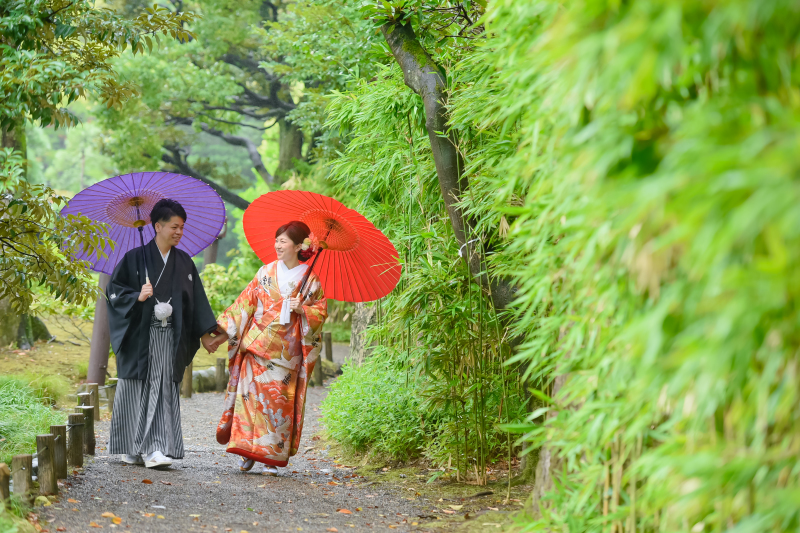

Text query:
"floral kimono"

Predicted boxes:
[[216, 260, 327, 467]]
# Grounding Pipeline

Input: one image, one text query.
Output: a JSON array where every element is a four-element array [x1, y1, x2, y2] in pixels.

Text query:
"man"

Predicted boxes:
[[106, 198, 222, 468]]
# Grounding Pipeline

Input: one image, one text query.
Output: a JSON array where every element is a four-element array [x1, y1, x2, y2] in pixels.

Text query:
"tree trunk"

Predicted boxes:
[[530, 373, 568, 515], [349, 302, 376, 366], [277, 118, 303, 178], [203, 221, 227, 270], [87, 273, 112, 386], [380, 22, 515, 311], [16, 314, 33, 350]]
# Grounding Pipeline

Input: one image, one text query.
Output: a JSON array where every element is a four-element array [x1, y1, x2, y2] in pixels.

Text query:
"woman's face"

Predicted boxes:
[[275, 232, 302, 262]]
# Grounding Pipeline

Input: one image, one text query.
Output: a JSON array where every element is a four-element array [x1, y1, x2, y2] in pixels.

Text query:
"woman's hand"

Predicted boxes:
[[202, 330, 229, 353], [289, 297, 303, 314], [137, 282, 153, 302]]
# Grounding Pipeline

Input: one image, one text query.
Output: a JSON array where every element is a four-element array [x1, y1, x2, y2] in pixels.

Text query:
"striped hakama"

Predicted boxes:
[[109, 315, 184, 459]]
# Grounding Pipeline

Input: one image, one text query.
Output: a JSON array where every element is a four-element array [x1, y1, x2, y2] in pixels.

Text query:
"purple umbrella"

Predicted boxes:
[[61, 172, 226, 275]]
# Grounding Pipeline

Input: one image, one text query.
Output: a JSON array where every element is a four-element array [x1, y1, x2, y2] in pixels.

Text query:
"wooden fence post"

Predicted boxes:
[[86, 383, 100, 420], [324, 331, 333, 362], [77, 392, 91, 409], [313, 358, 324, 387], [181, 362, 193, 398], [11, 455, 32, 504], [36, 434, 58, 496], [0, 463, 9, 503], [50, 425, 68, 479], [67, 413, 84, 468], [76, 406, 95, 456], [106, 378, 118, 415], [216, 358, 226, 392]]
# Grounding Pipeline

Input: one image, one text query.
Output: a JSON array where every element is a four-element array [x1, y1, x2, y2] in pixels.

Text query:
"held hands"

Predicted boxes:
[[138, 282, 153, 302], [202, 328, 229, 353]]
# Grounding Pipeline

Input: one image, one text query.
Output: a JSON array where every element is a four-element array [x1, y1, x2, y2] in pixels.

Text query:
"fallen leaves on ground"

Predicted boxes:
[[67, 498, 80, 503], [141, 479, 153, 484], [337, 509, 352, 514], [442, 510, 455, 514], [101, 513, 116, 519], [143, 513, 155, 517], [448, 505, 463, 510], [160, 481, 172, 485], [57, 528, 66, 532], [89, 522, 102, 528], [326, 529, 339, 532]]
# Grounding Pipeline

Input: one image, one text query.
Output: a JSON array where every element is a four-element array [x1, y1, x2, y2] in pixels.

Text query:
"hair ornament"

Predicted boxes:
[[301, 232, 320, 253]]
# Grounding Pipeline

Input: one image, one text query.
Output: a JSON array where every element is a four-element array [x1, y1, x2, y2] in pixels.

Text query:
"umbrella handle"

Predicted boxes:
[[297, 248, 324, 299]]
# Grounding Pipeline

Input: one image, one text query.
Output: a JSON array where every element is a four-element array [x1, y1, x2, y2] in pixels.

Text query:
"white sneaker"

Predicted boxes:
[[143, 451, 173, 468], [262, 465, 278, 476], [121, 454, 144, 465]]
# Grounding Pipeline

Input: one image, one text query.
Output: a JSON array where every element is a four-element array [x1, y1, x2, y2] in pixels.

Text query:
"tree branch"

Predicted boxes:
[[161, 145, 251, 210], [170, 115, 275, 184]]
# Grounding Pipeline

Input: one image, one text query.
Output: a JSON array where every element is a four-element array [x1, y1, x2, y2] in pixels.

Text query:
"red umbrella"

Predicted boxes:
[[243, 190, 401, 302]]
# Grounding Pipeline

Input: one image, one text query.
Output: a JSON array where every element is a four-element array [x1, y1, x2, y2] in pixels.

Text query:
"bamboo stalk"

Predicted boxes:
[[603, 460, 610, 532]]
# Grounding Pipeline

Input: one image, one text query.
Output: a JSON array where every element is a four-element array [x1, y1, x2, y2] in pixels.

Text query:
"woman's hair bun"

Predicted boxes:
[[298, 247, 315, 262]]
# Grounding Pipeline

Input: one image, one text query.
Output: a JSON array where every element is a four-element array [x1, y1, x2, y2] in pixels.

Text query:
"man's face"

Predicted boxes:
[[155, 216, 185, 247]]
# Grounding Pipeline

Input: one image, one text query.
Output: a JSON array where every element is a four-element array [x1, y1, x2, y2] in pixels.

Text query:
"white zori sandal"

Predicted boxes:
[[238, 458, 255, 472], [262, 465, 278, 476]]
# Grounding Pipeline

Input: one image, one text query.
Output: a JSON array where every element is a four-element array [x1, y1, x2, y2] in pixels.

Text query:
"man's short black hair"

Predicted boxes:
[[150, 199, 187, 229]]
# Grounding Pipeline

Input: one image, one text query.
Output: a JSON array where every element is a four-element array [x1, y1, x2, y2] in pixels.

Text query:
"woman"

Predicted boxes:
[[210, 221, 327, 475]]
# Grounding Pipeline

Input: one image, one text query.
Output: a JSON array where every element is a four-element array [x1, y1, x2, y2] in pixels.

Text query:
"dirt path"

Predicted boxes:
[[43, 385, 427, 532]]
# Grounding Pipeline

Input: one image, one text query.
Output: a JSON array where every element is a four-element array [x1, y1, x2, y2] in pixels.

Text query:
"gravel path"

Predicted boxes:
[[43, 382, 426, 533]]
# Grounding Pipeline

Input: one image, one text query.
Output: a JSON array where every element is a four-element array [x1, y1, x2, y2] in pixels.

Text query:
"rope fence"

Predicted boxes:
[[2, 382, 103, 506]]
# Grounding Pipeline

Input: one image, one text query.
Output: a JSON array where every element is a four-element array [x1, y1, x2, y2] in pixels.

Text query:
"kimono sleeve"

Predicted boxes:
[[190, 261, 218, 338], [217, 273, 261, 344], [299, 278, 327, 340], [106, 251, 143, 354]]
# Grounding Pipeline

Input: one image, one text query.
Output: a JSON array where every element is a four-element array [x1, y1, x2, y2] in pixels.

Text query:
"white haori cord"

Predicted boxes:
[[152, 253, 172, 327], [154, 298, 173, 327]]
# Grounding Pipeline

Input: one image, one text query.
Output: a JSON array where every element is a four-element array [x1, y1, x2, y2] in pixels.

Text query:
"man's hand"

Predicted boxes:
[[138, 282, 153, 302], [202, 330, 229, 353]]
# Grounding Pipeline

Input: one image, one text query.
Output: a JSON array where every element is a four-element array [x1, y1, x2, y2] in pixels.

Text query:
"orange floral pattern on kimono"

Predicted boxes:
[[215, 260, 327, 467]]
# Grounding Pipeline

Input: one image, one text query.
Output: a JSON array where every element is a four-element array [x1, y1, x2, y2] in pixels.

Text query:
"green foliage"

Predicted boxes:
[[26, 112, 117, 192], [317, 0, 800, 526], [0, 0, 196, 129], [449, 0, 800, 530], [320, 58, 524, 480], [0, 149, 113, 313], [0, 375, 67, 465], [74, 361, 88, 380], [322, 358, 426, 460]]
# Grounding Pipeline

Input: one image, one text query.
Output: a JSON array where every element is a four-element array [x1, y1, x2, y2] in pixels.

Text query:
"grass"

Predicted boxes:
[[0, 375, 68, 465]]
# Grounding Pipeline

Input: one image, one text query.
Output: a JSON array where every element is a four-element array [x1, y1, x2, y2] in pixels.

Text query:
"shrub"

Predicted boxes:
[[322, 358, 426, 461]]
